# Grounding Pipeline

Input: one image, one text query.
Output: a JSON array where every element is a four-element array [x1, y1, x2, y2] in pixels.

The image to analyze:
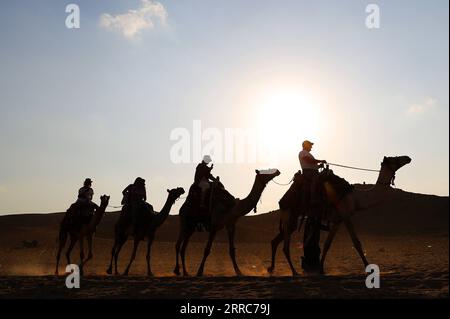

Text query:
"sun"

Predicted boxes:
[[255, 89, 321, 155]]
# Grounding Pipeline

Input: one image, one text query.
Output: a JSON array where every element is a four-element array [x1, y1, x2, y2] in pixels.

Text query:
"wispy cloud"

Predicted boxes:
[[99, 0, 168, 39], [406, 97, 437, 115]]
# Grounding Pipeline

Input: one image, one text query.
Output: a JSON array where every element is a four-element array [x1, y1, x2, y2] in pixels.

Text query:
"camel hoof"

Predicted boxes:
[[196, 271, 203, 277], [55, 271, 59, 276], [106, 268, 112, 275], [235, 270, 243, 276], [173, 268, 180, 276], [147, 272, 154, 277], [292, 272, 300, 277], [267, 267, 274, 274], [123, 272, 129, 276]]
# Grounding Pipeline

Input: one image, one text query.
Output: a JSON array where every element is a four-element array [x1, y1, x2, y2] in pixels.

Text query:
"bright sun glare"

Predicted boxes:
[[256, 89, 321, 155]]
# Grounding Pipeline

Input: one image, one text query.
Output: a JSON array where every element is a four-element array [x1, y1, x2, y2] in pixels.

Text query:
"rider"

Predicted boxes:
[[194, 155, 217, 208], [122, 177, 154, 232], [76, 178, 99, 212], [299, 140, 327, 273]]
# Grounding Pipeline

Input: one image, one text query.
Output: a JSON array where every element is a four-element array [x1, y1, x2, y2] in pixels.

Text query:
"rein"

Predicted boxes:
[[271, 178, 294, 186], [107, 205, 123, 209], [327, 162, 380, 172]]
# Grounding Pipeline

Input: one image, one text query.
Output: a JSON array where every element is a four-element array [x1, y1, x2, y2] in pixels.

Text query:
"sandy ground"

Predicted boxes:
[[0, 232, 448, 298]]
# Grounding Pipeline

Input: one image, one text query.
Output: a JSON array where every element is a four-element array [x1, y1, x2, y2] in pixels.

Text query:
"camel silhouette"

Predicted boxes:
[[268, 155, 411, 276], [55, 194, 110, 275], [173, 169, 280, 277], [106, 187, 185, 276]]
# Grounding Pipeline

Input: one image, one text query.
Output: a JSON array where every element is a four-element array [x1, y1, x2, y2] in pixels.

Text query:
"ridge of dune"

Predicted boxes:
[[0, 188, 447, 243]]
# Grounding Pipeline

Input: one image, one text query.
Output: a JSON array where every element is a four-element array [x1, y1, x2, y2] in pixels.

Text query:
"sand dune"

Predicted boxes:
[[0, 187, 448, 298]]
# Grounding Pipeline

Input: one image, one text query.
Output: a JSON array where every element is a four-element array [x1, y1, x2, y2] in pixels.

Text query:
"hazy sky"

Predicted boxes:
[[0, 0, 448, 215]]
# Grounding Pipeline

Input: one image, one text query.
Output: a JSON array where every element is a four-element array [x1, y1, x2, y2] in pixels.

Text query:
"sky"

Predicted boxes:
[[0, 0, 448, 215]]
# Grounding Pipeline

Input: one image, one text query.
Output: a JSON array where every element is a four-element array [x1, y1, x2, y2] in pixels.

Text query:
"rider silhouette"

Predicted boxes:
[[194, 155, 217, 208], [76, 178, 99, 210], [122, 177, 154, 233], [299, 140, 327, 273]]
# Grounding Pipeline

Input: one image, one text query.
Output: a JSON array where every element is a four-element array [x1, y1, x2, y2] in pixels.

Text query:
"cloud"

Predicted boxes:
[[99, 0, 168, 39], [406, 97, 437, 115]]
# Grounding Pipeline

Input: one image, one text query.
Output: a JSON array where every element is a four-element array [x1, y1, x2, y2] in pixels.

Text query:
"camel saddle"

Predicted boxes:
[[186, 181, 235, 231], [278, 171, 304, 217], [66, 202, 94, 227], [318, 168, 354, 201]]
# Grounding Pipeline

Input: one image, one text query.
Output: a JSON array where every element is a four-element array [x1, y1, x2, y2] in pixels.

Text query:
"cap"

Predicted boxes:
[[302, 140, 314, 148], [202, 155, 212, 164]]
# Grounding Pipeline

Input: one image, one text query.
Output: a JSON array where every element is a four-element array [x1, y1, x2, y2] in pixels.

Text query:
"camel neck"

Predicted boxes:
[[155, 196, 175, 226], [238, 176, 267, 216], [90, 203, 106, 228], [376, 165, 394, 186]]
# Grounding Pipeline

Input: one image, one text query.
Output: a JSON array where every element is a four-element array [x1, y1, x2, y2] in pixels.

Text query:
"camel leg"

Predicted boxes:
[[196, 229, 217, 276], [113, 236, 127, 276], [320, 222, 341, 273], [226, 225, 242, 276], [123, 238, 140, 276], [267, 231, 284, 274], [174, 230, 184, 275], [180, 227, 195, 276], [81, 234, 93, 268], [282, 228, 299, 277], [146, 233, 155, 277], [106, 237, 118, 274], [55, 230, 68, 275], [65, 234, 77, 266], [78, 237, 85, 275], [344, 218, 369, 268]]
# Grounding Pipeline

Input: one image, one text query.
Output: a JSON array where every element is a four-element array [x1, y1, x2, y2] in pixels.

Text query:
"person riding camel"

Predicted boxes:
[[122, 177, 154, 233], [299, 140, 327, 273], [76, 178, 99, 211], [299, 140, 327, 194], [194, 155, 217, 208], [67, 178, 99, 224]]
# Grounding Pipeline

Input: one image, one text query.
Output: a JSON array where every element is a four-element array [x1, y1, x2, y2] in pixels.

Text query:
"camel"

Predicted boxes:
[[268, 155, 411, 276], [106, 187, 185, 276], [173, 169, 280, 277], [55, 194, 110, 275]]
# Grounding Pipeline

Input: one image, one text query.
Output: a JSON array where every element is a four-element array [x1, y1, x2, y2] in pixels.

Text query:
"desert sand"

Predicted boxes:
[[0, 187, 448, 298]]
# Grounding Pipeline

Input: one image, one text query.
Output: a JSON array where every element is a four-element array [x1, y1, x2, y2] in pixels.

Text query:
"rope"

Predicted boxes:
[[271, 178, 293, 186], [327, 162, 380, 172]]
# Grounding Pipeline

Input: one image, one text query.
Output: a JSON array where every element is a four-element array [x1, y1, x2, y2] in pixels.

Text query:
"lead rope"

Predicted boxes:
[[327, 162, 380, 172], [108, 205, 123, 209], [271, 177, 294, 186]]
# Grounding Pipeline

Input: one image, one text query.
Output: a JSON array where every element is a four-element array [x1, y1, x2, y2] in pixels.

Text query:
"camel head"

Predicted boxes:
[[167, 187, 185, 203], [255, 168, 281, 185], [382, 156, 412, 173], [376, 156, 412, 186], [92, 195, 110, 226], [99, 195, 110, 209]]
